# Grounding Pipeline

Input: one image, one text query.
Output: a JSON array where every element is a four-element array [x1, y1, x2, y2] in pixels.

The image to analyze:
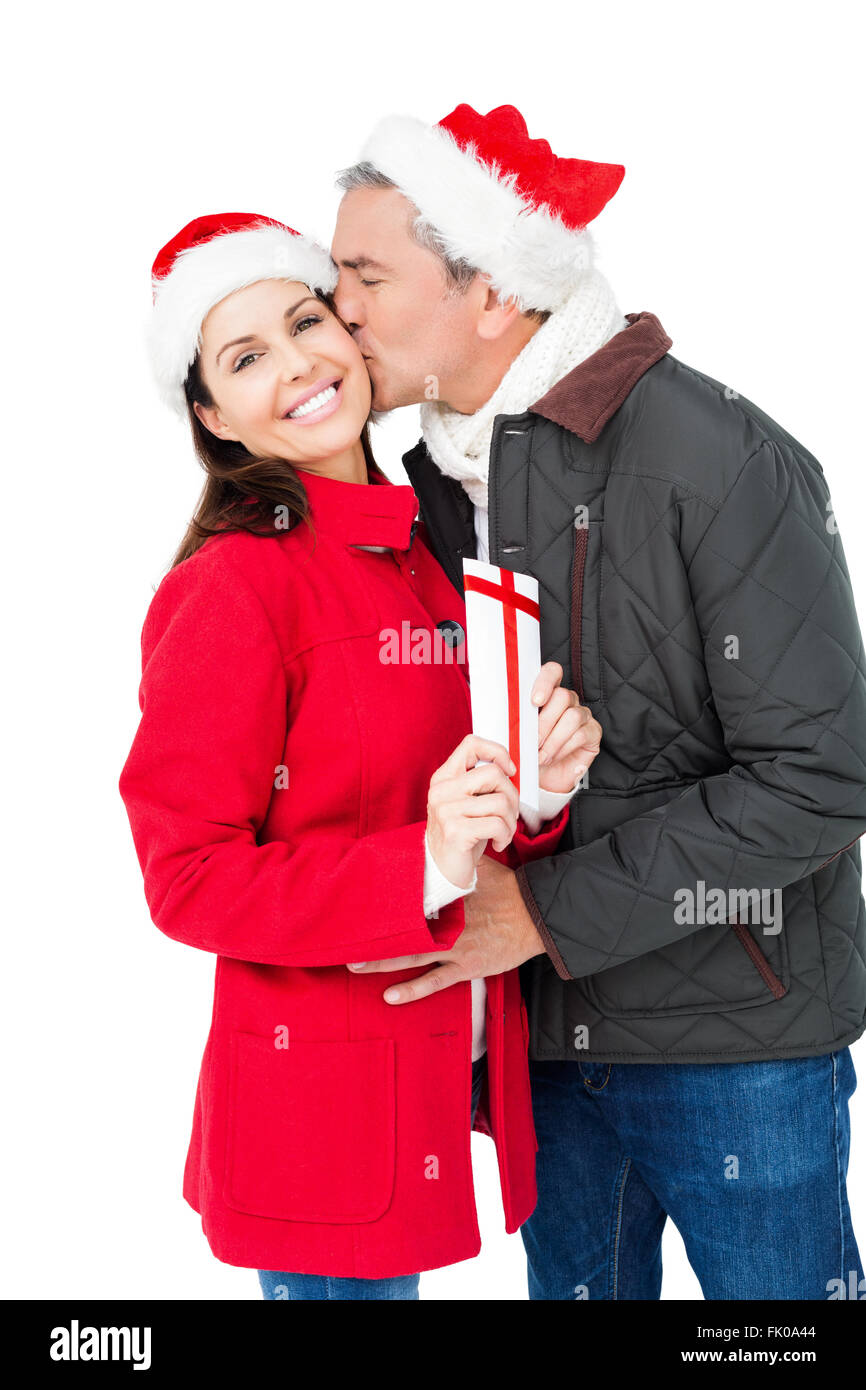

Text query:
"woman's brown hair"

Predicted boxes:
[[171, 292, 377, 568]]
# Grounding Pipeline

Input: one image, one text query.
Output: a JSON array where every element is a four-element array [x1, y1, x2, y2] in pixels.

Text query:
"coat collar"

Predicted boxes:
[[529, 311, 672, 442], [296, 463, 419, 551]]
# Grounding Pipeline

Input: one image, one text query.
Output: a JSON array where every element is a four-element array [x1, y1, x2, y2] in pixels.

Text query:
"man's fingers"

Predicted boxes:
[[347, 952, 443, 973], [382, 960, 466, 1004]]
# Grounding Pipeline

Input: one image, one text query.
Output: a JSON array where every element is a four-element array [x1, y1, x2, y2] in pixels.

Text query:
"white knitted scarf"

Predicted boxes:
[[419, 268, 626, 509]]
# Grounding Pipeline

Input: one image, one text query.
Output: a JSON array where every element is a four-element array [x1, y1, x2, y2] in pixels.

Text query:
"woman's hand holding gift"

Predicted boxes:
[[426, 735, 519, 889], [425, 664, 600, 894], [532, 661, 602, 793]]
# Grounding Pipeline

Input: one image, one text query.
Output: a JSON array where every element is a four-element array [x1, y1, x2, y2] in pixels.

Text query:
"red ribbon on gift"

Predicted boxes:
[[463, 569, 540, 793]]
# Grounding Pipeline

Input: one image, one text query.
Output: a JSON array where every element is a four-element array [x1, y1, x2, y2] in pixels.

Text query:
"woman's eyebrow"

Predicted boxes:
[[215, 297, 320, 364], [216, 334, 255, 365]]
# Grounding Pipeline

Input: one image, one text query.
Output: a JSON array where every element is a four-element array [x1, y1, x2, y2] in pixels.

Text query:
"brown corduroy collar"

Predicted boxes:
[[529, 311, 672, 442]]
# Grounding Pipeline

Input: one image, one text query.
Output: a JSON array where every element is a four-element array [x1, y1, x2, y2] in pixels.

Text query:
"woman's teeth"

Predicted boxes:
[[288, 383, 338, 419]]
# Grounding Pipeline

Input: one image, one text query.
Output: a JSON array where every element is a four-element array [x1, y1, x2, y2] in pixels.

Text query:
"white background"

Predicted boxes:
[[3, 0, 864, 1300]]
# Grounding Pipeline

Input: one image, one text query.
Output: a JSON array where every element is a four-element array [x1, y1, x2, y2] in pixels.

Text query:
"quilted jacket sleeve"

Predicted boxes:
[[517, 438, 866, 980], [118, 549, 466, 968]]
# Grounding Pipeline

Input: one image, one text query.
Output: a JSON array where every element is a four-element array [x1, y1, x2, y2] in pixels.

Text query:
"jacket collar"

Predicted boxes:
[[529, 311, 672, 442], [296, 463, 419, 551]]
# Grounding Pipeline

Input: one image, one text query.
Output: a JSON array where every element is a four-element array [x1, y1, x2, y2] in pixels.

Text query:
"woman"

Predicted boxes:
[[119, 212, 596, 1299]]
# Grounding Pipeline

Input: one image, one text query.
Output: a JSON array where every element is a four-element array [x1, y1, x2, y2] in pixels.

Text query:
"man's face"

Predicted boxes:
[[332, 186, 477, 412]]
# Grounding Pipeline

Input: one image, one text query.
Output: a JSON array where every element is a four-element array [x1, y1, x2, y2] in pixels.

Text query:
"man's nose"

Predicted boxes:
[[333, 272, 364, 331]]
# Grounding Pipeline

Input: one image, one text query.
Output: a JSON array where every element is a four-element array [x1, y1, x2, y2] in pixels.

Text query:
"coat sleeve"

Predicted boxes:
[[423, 829, 476, 916], [490, 802, 571, 870], [516, 438, 866, 980], [518, 781, 581, 836], [118, 549, 467, 968], [424, 802, 572, 914]]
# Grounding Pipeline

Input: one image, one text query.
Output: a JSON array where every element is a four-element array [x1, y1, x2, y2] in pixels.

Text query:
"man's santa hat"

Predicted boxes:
[[149, 212, 338, 415], [356, 104, 624, 313]]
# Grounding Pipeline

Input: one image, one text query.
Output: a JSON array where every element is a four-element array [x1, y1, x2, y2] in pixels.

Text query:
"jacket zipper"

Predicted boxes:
[[571, 525, 588, 704]]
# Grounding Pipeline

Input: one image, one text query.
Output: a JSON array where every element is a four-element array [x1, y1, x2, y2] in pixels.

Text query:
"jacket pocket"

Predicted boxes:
[[729, 919, 787, 1000], [582, 915, 790, 1020], [223, 1032, 396, 1224]]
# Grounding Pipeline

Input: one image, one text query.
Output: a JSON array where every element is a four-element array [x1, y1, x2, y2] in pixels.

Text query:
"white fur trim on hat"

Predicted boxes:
[[358, 115, 594, 314], [150, 222, 338, 416]]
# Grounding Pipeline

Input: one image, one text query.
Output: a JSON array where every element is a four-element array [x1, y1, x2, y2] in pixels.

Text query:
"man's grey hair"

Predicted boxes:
[[336, 161, 550, 324]]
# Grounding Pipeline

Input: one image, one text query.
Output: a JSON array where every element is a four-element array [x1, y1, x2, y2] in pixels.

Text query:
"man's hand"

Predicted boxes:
[[347, 855, 544, 1004]]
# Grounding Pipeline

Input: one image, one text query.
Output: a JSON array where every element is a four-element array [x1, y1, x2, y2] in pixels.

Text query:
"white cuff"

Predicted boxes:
[[519, 777, 582, 837], [423, 830, 477, 918]]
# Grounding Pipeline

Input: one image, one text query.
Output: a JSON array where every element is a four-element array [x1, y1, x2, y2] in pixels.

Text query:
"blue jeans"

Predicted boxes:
[[521, 1047, 863, 1300], [258, 1054, 487, 1300]]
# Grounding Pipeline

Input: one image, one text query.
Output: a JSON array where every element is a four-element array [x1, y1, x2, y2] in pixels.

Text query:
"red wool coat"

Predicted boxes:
[[119, 463, 568, 1279]]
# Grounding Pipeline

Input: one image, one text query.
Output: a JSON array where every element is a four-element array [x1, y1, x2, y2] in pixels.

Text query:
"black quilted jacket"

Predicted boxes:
[[403, 311, 866, 1063]]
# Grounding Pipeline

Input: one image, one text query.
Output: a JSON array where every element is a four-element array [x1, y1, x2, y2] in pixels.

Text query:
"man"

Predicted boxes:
[[332, 103, 866, 1300]]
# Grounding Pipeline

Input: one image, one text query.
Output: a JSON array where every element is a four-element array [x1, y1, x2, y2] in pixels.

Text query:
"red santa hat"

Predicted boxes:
[[357, 104, 624, 313], [149, 212, 338, 415]]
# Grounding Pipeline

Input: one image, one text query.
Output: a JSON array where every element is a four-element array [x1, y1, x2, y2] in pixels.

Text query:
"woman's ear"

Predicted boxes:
[[193, 399, 241, 442]]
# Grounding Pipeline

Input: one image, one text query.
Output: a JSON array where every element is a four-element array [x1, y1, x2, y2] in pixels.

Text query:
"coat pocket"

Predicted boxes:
[[728, 919, 787, 1000], [582, 915, 790, 1020], [224, 1032, 396, 1224]]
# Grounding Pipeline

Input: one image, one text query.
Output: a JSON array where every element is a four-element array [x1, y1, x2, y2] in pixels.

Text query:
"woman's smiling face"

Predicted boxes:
[[194, 279, 371, 466]]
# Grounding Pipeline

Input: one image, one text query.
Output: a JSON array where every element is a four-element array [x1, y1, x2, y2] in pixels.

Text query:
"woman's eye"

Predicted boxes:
[[295, 315, 322, 333], [232, 352, 260, 373], [360, 279, 381, 288]]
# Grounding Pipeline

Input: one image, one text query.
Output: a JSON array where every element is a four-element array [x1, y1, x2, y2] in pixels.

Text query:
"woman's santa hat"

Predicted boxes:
[[149, 212, 338, 416], [356, 104, 624, 313]]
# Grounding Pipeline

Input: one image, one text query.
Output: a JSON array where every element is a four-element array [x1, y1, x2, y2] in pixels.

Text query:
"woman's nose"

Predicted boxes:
[[277, 344, 315, 380]]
